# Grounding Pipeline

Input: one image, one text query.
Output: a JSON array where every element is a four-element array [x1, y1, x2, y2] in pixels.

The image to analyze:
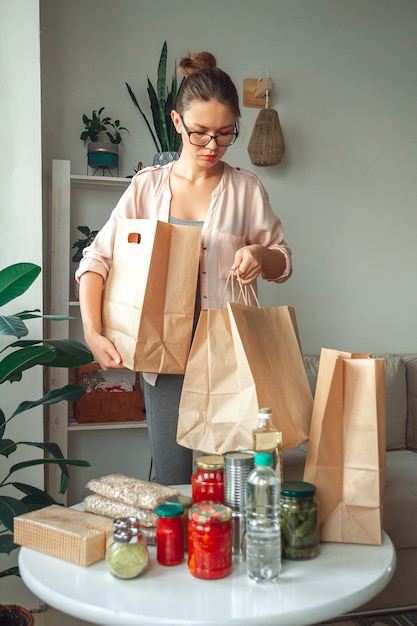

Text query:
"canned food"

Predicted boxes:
[[192, 455, 224, 503], [280, 480, 319, 560], [188, 502, 232, 579]]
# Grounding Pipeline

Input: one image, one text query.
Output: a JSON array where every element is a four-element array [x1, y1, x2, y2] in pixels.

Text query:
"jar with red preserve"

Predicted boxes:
[[155, 503, 184, 566], [188, 502, 233, 579], [192, 455, 224, 503]]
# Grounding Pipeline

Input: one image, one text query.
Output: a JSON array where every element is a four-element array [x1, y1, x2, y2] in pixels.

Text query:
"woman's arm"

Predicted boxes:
[[78, 271, 124, 370], [232, 245, 286, 284]]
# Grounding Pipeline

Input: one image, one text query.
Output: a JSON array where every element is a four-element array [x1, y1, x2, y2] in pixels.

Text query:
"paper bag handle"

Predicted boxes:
[[221, 271, 260, 308]]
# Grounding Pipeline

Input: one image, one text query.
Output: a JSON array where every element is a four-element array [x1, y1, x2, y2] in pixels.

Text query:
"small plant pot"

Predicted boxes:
[[0, 604, 35, 625], [152, 151, 179, 166], [87, 142, 119, 170]]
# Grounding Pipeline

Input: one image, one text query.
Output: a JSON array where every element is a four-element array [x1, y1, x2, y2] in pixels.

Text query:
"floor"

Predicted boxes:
[[29, 606, 350, 626]]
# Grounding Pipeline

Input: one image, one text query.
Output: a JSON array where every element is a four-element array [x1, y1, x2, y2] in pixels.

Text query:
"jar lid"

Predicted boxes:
[[281, 480, 316, 497], [189, 502, 232, 524], [195, 455, 224, 469], [155, 503, 184, 518], [113, 529, 131, 543], [113, 517, 131, 530]]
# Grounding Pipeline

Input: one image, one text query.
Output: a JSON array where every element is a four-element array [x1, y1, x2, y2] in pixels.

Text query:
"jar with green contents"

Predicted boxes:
[[106, 524, 149, 579], [280, 480, 319, 560]]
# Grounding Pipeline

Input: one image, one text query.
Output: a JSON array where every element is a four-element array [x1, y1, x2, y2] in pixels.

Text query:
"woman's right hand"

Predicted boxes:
[[84, 332, 124, 371], [78, 272, 124, 370]]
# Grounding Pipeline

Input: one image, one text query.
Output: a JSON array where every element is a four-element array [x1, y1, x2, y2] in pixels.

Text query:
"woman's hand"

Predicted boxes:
[[231, 245, 265, 284], [232, 245, 286, 284], [84, 331, 124, 371]]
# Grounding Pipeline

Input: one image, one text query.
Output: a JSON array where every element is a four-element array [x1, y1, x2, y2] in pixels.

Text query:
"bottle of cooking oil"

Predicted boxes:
[[252, 407, 283, 480]]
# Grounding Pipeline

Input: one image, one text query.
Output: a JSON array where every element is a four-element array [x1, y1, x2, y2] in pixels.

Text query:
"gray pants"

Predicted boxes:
[[143, 374, 193, 485]]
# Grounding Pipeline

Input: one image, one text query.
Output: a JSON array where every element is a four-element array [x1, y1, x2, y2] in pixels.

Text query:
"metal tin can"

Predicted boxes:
[[192, 455, 224, 503], [223, 450, 255, 555], [188, 502, 233, 579], [280, 480, 319, 560]]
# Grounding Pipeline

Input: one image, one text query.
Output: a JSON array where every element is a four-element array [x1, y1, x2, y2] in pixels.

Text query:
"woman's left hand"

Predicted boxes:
[[231, 244, 265, 284]]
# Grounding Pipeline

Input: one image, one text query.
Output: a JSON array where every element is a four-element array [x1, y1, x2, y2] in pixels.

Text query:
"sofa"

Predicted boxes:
[[283, 353, 417, 612]]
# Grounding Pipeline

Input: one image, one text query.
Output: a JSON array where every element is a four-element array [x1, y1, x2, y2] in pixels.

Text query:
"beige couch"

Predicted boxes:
[[283, 353, 417, 612]]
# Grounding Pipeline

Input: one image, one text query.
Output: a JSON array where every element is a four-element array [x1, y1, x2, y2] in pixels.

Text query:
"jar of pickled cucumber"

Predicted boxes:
[[280, 480, 319, 560]]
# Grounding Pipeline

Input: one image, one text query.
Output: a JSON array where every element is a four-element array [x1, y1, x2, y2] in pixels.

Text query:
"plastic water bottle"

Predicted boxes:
[[246, 452, 281, 583]]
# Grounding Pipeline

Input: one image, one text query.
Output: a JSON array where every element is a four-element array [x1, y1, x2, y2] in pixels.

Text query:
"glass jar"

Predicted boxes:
[[165, 494, 194, 550], [105, 528, 149, 579], [280, 480, 319, 560], [188, 502, 233, 579], [155, 503, 184, 566], [192, 455, 224, 503]]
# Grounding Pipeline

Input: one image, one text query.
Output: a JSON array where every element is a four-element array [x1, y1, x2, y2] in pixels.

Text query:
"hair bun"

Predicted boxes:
[[178, 51, 217, 77]]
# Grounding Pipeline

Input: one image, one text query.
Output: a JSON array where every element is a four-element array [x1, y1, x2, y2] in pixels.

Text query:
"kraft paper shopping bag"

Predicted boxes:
[[102, 218, 201, 373], [303, 348, 386, 545], [177, 302, 313, 454]]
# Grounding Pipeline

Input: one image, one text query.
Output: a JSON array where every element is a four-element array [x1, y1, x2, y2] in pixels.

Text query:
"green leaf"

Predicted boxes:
[[9, 457, 90, 477], [42, 339, 93, 368], [0, 439, 17, 457], [0, 346, 56, 384], [0, 263, 41, 307], [0, 565, 20, 577], [0, 495, 28, 531], [11, 384, 86, 417], [0, 314, 29, 338], [0, 533, 19, 556], [0, 408, 5, 439], [126, 81, 161, 152]]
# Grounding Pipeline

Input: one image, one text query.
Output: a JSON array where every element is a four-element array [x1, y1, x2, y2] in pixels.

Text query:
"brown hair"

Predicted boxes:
[[176, 52, 241, 122]]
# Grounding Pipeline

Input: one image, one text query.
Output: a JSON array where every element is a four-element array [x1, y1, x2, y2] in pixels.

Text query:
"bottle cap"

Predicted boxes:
[[155, 503, 184, 518], [254, 452, 273, 467], [258, 407, 272, 419]]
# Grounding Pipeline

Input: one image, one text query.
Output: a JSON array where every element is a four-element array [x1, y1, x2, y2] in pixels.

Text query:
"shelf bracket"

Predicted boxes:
[[243, 77, 273, 108]]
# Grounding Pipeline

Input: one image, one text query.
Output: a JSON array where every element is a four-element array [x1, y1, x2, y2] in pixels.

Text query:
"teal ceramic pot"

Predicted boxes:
[[87, 142, 119, 169]]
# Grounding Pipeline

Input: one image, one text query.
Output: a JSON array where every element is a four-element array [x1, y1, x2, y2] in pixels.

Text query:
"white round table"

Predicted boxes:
[[19, 531, 395, 626]]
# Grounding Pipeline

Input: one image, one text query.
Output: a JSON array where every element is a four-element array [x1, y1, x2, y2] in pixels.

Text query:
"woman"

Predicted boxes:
[[76, 51, 292, 485]]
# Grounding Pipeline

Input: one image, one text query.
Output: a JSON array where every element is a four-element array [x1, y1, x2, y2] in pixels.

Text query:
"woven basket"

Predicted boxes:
[[247, 108, 285, 167]]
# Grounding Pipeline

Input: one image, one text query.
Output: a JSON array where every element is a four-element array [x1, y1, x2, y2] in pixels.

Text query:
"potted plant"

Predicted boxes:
[[0, 604, 35, 625], [0, 262, 93, 588], [80, 107, 129, 173], [71, 225, 98, 263], [126, 41, 183, 165]]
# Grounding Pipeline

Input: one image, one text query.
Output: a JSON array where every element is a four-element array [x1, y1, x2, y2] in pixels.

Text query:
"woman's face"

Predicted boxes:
[[171, 100, 237, 169]]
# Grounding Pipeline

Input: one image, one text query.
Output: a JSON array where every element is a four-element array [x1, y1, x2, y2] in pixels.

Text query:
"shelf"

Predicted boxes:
[[68, 418, 148, 432], [71, 174, 132, 192]]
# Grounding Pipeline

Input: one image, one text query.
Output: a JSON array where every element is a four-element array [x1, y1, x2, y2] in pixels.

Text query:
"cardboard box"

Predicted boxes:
[[14, 505, 114, 566]]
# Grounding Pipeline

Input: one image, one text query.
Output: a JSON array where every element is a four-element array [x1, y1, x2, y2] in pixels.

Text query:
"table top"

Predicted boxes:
[[18, 486, 396, 626]]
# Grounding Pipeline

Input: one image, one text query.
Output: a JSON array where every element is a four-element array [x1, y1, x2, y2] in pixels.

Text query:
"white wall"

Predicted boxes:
[[40, 0, 417, 355], [0, 0, 43, 606]]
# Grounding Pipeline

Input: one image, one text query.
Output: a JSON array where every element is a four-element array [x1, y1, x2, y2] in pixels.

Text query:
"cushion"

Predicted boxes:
[[373, 354, 408, 450], [403, 356, 417, 451], [382, 449, 417, 549]]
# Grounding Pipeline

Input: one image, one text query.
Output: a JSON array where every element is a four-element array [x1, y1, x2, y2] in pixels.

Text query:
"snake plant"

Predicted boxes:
[[0, 262, 93, 577], [126, 41, 183, 154]]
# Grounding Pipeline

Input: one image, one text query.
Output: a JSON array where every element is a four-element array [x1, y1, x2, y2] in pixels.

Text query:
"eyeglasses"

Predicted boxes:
[[180, 115, 239, 147]]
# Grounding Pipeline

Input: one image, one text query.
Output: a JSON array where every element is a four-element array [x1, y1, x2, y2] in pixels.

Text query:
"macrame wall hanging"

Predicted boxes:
[[244, 70, 285, 167]]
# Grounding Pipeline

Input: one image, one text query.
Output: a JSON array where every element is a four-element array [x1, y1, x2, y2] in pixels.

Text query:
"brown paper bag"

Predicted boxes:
[[303, 348, 386, 545], [177, 303, 313, 454], [102, 218, 201, 373]]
